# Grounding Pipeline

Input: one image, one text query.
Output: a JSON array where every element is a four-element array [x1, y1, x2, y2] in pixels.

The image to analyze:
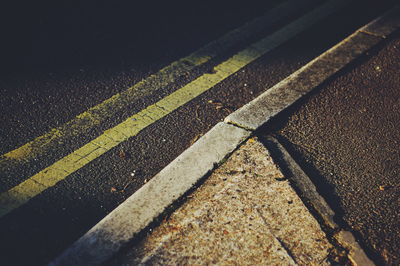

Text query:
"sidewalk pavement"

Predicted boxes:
[[108, 136, 358, 265], [52, 6, 400, 266]]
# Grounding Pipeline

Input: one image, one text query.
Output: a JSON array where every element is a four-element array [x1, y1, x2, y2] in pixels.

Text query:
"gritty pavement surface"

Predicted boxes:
[[0, 1, 397, 265], [109, 138, 337, 265], [273, 31, 400, 264]]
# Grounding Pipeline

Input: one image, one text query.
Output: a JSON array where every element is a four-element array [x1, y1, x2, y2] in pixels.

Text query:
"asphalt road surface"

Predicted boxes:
[[271, 32, 400, 265], [0, 0, 397, 265]]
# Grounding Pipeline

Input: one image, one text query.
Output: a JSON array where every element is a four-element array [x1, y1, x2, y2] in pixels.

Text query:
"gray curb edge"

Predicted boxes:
[[263, 136, 375, 266], [51, 6, 400, 266]]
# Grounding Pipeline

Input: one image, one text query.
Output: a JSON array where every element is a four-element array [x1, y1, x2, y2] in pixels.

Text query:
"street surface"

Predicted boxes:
[[0, 0, 397, 265], [272, 32, 400, 264]]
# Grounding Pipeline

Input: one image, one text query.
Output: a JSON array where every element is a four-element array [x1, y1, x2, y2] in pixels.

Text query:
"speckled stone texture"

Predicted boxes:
[[112, 138, 334, 265]]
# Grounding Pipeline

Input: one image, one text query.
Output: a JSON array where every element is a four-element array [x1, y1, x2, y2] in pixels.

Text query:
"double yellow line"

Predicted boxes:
[[0, 0, 347, 218]]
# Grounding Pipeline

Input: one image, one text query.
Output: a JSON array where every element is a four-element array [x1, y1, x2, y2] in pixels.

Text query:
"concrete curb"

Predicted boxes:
[[51, 123, 250, 266], [51, 6, 400, 266], [111, 137, 337, 265], [225, 5, 400, 130], [262, 136, 339, 230], [225, 31, 382, 130], [360, 6, 400, 38], [335, 230, 375, 266], [263, 136, 375, 266]]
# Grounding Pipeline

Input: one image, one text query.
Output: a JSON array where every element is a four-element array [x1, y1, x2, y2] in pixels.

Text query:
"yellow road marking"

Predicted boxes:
[[0, 0, 347, 218], [1, 0, 305, 166]]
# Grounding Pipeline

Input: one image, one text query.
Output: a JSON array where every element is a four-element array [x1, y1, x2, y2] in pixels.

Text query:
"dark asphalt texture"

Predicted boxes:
[[0, 0, 285, 154], [272, 32, 400, 264], [0, 0, 397, 265], [1, 0, 313, 192]]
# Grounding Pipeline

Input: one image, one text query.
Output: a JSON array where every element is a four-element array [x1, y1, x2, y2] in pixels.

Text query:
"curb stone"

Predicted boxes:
[[225, 33, 381, 130], [50, 123, 250, 266], [335, 231, 375, 266], [360, 6, 400, 37], [51, 6, 400, 266], [225, 5, 400, 130], [261, 136, 338, 230], [261, 136, 375, 265], [110, 137, 335, 265]]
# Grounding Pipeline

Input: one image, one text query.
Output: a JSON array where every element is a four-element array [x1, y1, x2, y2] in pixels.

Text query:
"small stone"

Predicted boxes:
[[118, 150, 126, 159], [248, 138, 256, 143], [379, 185, 393, 191]]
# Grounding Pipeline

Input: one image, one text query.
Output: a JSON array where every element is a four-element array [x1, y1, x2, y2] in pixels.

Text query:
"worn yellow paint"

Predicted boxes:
[[0, 0, 343, 166], [3, 144, 33, 161], [0, 41, 223, 164], [184, 55, 212, 66], [4, 128, 62, 161], [1, 0, 305, 164], [0, 45, 260, 218], [0, 0, 347, 218], [1, 61, 211, 165]]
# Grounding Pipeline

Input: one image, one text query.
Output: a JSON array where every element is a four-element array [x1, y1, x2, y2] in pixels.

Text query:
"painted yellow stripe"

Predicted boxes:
[[0, 0, 347, 218], [1, 0, 305, 165]]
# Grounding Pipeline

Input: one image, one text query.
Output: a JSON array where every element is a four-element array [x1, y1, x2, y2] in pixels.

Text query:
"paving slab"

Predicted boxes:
[[109, 138, 337, 265]]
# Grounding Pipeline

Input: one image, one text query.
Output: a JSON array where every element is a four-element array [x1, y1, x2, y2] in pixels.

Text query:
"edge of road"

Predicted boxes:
[[0, 0, 350, 219], [262, 136, 375, 265], [51, 6, 400, 266]]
